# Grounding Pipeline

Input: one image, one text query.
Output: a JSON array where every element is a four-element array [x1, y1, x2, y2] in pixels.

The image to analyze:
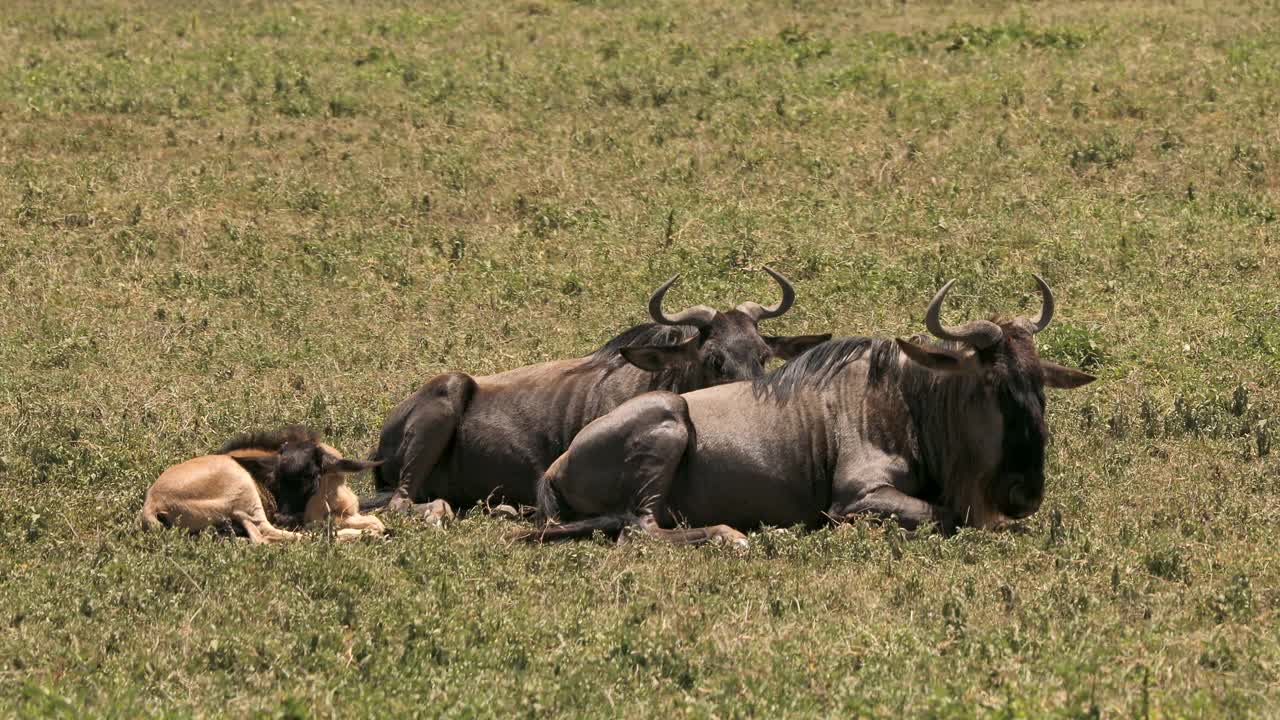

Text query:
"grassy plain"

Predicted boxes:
[[3, 0, 1280, 716]]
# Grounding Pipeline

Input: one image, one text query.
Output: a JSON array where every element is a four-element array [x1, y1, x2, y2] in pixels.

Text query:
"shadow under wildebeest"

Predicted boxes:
[[140, 426, 385, 543], [361, 268, 831, 525], [520, 275, 1096, 546]]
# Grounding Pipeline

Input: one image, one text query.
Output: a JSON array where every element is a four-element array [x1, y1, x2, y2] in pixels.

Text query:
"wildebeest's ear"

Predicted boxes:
[[230, 454, 280, 482], [619, 335, 700, 371], [322, 456, 383, 475], [1040, 361, 1096, 389], [764, 334, 832, 360], [895, 338, 979, 375]]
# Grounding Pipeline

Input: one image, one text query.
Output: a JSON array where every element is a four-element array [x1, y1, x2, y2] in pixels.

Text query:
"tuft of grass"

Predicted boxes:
[[1068, 131, 1136, 170]]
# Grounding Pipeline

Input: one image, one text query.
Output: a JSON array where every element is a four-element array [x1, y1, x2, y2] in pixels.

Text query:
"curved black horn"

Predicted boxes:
[[736, 266, 796, 322], [924, 279, 1004, 349], [1028, 274, 1054, 334], [648, 275, 717, 328]]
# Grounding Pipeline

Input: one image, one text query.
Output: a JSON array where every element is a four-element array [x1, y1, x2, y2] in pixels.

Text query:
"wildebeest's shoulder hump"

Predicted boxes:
[[752, 336, 877, 402]]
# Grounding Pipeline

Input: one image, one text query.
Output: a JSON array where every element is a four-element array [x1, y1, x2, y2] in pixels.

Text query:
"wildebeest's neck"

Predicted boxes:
[[224, 450, 286, 520], [864, 339, 1006, 527]]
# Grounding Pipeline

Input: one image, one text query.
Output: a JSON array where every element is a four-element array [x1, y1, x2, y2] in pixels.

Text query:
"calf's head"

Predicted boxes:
[[619, 267, 831, 386], [894, 276, 1095, 521], [277, 441, 381, 497]]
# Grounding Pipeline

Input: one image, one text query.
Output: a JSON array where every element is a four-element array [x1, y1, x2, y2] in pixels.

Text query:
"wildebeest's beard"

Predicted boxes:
[[987, 329, 1050, 519]]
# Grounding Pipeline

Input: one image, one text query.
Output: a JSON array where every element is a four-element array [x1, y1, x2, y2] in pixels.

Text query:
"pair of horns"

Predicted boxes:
[[647, 267, 795, 328], [925, 274, 1054, 349]]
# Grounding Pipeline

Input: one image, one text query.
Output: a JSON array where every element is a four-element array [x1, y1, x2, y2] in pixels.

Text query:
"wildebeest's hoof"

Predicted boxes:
[[417, 499, 455, 529], [711, 526, 750, 551], [505, 527, 535, 542], [491, 504, 521, 521], [992, 519, 1031, 535], [386, 496, 415, 514]]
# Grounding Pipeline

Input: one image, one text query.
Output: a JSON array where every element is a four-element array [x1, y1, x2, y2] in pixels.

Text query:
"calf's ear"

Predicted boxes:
[[620, 334, 700, 371], [765, 333, 832, 360], [230, 454, 280, 483], [322, 456, 383, 475], [895, 338, 980, 375], [1041, 361, 1096, 389]]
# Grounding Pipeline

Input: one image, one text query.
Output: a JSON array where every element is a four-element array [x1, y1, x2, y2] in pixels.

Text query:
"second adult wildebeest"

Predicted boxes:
[[524, 275, 1096, 545], [364, 268, 830, 523]]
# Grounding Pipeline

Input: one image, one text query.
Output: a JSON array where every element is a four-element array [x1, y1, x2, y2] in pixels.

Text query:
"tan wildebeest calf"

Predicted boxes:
[[140, 426, 384, 543]]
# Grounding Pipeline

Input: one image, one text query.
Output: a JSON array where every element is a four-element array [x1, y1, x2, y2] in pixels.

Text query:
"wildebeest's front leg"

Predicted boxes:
[[231, 510, 301, 544], [332, 512, 390, 541], [629, 513, 749, 549], [333, 511, 386, 537], [829, 458, 957, 534]]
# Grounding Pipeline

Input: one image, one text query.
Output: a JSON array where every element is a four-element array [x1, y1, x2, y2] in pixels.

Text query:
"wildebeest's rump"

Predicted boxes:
[[523, 275, 1096, 546], [139, 426, 385, 543], [363, 268, 831, 525]]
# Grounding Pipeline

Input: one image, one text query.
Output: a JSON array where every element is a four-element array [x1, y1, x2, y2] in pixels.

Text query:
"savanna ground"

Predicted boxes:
[[2, 0, 1279, 716]]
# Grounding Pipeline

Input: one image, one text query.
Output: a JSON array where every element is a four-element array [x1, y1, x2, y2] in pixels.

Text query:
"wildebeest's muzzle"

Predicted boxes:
[[994, 473, 1043, 519]]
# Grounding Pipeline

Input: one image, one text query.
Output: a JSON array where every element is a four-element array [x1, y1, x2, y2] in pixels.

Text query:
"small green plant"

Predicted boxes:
[[1068, 132, 1135, 170]]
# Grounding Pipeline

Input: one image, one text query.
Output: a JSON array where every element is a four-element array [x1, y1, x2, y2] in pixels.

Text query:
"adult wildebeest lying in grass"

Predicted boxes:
[[363, 268, 831, 525], [140, 426, 385, 543], [522, 276, 1096, 546]]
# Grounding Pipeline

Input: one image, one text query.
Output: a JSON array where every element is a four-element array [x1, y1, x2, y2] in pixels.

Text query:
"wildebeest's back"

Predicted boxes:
[[446, 358, 640, 507], [143, 455, 261, 531]]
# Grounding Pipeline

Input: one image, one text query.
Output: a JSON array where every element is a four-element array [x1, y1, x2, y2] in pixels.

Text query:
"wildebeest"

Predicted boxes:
[[523, 276, 1096, 545], [140, 426, 384, 542], [364, 268, 831, 524]]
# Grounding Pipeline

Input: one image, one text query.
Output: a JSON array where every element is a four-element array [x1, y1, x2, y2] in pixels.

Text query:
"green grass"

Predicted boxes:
[[3, 0, 1280, 716]]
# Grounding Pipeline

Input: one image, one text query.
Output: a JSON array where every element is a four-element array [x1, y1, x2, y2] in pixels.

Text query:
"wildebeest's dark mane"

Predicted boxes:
[[218, 425, 321, 454], [752, 336, 878, 402], [752, 325, 1055, 402]]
